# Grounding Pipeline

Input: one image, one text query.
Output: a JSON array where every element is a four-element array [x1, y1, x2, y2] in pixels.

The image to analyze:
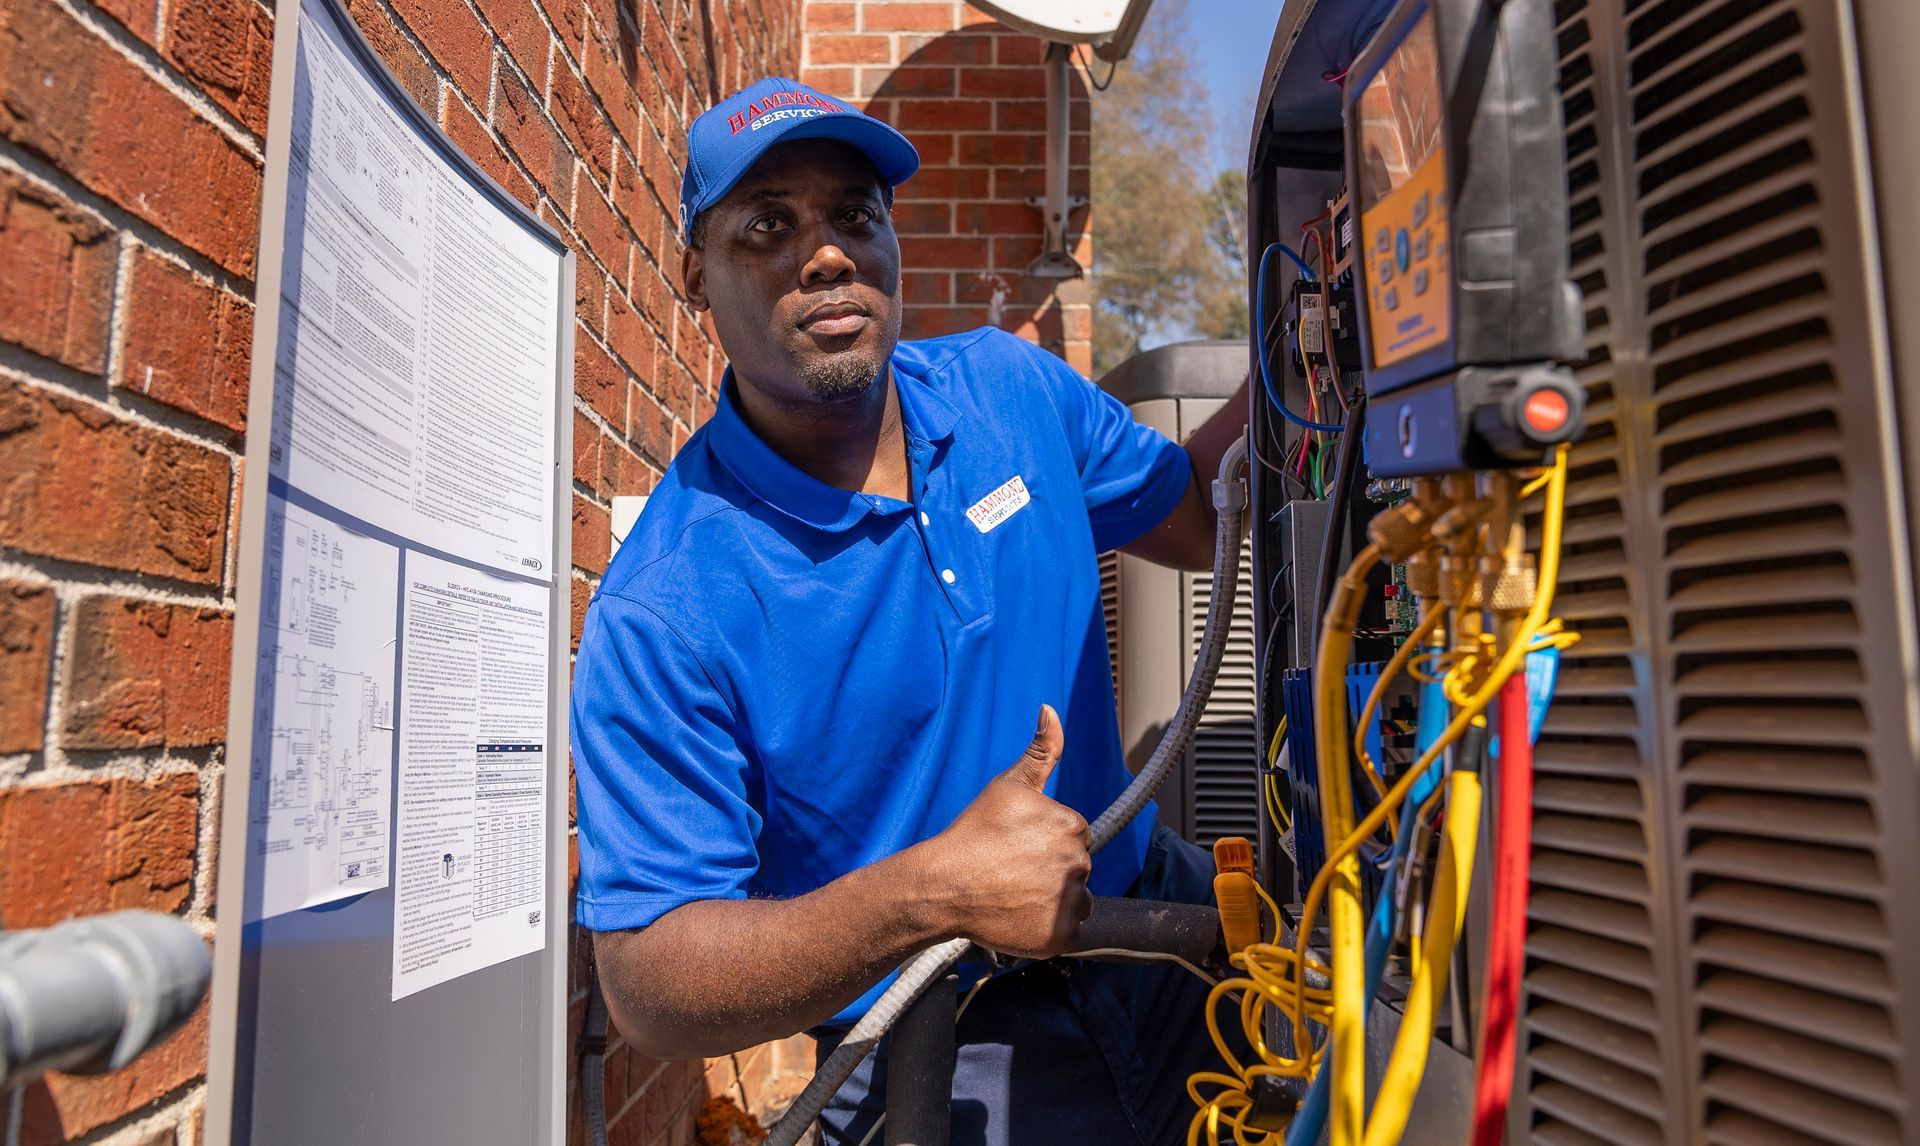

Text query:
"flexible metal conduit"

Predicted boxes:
[[765, 434, 1250, 1146]]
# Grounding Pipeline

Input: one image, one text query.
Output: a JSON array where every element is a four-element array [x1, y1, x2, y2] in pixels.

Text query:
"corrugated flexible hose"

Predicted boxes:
[[765, 435, 1249, 1146]]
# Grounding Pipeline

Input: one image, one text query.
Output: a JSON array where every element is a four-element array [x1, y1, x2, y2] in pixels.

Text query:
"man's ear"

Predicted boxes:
[[682, 246, 710, 313]]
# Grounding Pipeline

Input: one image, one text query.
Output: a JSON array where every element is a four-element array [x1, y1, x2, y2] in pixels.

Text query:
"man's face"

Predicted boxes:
[[684, 139, 901, 408]]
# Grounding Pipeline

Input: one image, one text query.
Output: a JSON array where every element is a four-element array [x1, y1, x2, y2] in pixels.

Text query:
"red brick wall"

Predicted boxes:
[[802, 0, 1094, 374], [0, 0, 803, 1141], [0, 0, 1087, 1141]]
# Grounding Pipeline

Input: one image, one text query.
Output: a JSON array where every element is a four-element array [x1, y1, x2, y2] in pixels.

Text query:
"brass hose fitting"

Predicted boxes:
[[1439, 551, 1487, 613], [1430, 474, 1494, 617], [1430, 500, 1493, 551], [1365, 500, 1436, 564], [1405, 478, 1450, 603], [1487, 555, 1539, 616], [1478, 474, 1538, 627]]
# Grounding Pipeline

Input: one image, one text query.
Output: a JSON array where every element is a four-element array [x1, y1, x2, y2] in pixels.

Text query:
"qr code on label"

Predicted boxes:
[[528, 910, 542, 927], [345, 863, 361, 878]]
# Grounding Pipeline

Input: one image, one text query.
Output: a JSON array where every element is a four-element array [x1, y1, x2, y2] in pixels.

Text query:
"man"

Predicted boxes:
[[572, 78, 1252, 1144]]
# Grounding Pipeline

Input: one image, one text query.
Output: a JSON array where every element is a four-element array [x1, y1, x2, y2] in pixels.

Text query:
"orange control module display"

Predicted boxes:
[[1353, 6, 1453, 370], [1361, 149, 1451, 368]]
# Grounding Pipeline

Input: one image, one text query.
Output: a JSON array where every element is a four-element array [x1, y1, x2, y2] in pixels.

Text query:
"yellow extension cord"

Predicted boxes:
[[1182, 723, 1312, 1146]]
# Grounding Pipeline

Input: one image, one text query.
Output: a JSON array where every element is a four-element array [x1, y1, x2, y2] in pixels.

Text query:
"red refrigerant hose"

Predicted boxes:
[[1471, 670, 1534, 1146]]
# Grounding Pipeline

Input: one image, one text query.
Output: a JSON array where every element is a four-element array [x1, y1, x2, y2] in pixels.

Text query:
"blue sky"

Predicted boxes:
[[1185, 0, 1284, 169]]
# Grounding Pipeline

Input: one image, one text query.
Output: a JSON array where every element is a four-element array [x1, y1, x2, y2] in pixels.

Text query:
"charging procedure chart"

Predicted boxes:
[[244, 0, 561, 1001]]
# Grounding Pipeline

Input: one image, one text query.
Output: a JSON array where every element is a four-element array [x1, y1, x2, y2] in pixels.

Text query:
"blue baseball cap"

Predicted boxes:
[[680, 77, 920, 243]]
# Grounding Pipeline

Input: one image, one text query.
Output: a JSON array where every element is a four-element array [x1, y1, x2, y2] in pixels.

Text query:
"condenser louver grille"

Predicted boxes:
[[1515, 0, 1920, 1141], [1189, 535, 1259, 846], [1519, 1, 1681, 1140], [1631, 0, 1913, 1138]]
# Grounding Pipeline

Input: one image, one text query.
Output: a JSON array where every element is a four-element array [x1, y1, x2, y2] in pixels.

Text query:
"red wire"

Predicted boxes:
[[1471, 671, 1534, 1146]]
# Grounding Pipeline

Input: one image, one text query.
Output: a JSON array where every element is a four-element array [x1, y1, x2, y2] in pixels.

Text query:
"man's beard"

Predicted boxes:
[[799, 347, 886, 403]]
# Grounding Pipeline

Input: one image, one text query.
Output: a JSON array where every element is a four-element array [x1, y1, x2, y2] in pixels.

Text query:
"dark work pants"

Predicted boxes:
[[815, 825, 1254, 1145]]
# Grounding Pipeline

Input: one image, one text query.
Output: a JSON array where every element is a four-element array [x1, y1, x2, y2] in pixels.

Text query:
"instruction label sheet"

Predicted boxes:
[[392, 551, 550, 1000], [269, 0, 558, 580], [234, 0, 562, 1010]]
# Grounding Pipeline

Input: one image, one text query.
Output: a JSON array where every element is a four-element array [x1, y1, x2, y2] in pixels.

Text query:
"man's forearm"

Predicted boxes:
[[594, 844, 949, 1060], [1186, 375, 1253, 526], [595, 711, 1091, 1060], [1121, 377, 1254, 571]]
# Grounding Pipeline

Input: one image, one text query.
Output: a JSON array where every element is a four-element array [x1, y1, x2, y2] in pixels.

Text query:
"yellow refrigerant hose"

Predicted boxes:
[[1311, 542, 1382, 1146], [1182, 446, 1569, 1145]]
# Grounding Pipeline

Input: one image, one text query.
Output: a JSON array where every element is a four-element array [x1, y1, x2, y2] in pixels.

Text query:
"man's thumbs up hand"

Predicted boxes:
[[912, 706, 1094, 960], [1002, 704, 1065, 791]]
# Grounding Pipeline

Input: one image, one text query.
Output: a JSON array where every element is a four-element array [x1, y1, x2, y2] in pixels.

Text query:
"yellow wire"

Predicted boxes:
[[1252, 878, 1284, 943], [1265, 721, 1293, 831], [1264, 774, 1292, 832]]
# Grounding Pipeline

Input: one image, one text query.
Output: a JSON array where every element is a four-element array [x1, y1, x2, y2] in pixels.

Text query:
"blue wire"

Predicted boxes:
[[1275, 241, 1317, 280], [1256, 243, 1347, 434]]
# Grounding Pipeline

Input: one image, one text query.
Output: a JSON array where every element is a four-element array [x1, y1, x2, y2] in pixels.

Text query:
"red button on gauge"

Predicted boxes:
[[1524, 389, 1570, 434]]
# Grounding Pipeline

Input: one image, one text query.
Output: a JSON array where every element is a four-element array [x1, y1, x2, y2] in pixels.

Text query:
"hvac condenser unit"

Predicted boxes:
[[1248, 0, 1920, 1139], [1097, 342, 1260, 847]]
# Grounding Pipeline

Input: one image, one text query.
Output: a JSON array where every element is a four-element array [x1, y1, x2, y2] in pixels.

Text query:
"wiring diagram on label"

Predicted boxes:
[[247, 494, 399, 920]]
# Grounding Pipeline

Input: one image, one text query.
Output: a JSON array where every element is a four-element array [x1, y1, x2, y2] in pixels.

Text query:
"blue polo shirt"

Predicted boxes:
[[571, 327, 1192, 1023]]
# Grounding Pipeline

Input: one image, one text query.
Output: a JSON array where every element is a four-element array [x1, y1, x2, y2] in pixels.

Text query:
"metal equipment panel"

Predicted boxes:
[[204, 0, 573, 1141]]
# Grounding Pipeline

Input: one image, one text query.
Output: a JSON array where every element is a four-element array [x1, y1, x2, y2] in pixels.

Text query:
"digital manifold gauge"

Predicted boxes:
[[1343, 0, 1588, 477]]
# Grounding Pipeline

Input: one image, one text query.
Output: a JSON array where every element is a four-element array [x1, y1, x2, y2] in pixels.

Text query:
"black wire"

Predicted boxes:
[[1084, 47, 1119, 91], [1255, 616, 1285, 778], [1275, 460, 1313, 502], [1250, 432, 1294, 479], [1312, 396, 1369, 626]]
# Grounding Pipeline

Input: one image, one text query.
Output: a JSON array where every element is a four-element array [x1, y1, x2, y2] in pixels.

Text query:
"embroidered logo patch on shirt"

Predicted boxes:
[[965, 475, 1032, 534]]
